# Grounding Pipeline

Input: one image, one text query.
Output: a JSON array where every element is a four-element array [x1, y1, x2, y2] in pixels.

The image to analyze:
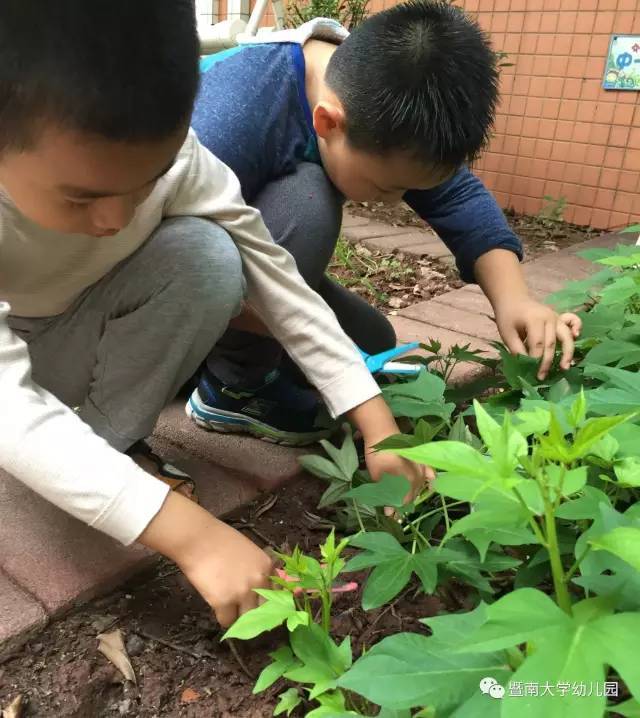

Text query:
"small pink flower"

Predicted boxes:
[[275, 568, 358, 595]]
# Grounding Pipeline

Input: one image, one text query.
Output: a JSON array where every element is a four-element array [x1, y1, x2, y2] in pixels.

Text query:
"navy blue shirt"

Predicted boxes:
[[192, 43, 522, 283]]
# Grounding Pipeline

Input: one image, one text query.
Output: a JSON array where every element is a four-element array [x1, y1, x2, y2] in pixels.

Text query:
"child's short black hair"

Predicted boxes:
[[326, 0, 499, 170], [0, 0, 199, 153]]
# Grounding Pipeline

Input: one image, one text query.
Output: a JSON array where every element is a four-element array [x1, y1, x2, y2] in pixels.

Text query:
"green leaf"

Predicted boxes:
[[498, 347, 542, 389], [337, 632, 510, 711], [556, 486, 611, 521], [274, 688, 302, 716], [615, 457, 640, 487], [319, 425, 359, 481], [318, 480, 351, 509], [513, 407, 551, 437], [590, 526, 640, 572], [500, 626, 605, 718], [611, 699, 640, 717], [446, 507, 528, 541], [223, 590, 302, 640], [473, 401, 528, 475], [344, 474, 411, 508], [597, 251, 640, 267], [448, 413, 478, 446], [584, 364, 640, 393], [569, 389, 587, 428], [306, 690, 358, 717], [585, 338, 640, 368], [571, 413, 635, 460], [546, 465, 587, 499], [600, 275, 639, 306], [253, 646, 298, 693], [579, 304, 625, 341], [382, 369, 454, 420], [286, 611, 309, 632], [390, 442, 492, 480], [588, 433, 619, 463], [347, 534, 440, 608], [411, 550, 439, 593], [612, 423, 640, 458], [286, 623, 351, 685], [363, 560, 413, 610], [456, 588, 571, 653], [421, 603, 488, 648], [589, 612, 640, 697], [347, 532, 407, 561], [464, 526, 536, 561], [621, 223, 640, 233], [574, 569, 640, 611], [299, 454, 348, 482]]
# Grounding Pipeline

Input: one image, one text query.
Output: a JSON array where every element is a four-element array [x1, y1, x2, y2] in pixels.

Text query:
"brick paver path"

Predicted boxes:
[[0, 212, 633, 656]]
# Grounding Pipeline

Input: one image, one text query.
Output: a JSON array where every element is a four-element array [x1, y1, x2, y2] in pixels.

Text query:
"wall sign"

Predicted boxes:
[[603, 35, 640, 90]]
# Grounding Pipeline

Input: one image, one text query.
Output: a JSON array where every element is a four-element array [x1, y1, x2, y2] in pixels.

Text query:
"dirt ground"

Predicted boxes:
[[345, 200, 597, 261], [341, 201, 597, 315], [0, 479, 450, 718]]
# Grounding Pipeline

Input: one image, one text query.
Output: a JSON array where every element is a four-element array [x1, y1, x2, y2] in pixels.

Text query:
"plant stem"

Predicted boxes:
[[564, 545, 592, 583], [321, 593, 331, 633], [544, 501, 572, 615], [352, 499, 366, 534], [441, 495, 451, 533], [512, 487, 547, 547], [402, 501, 466, 532]]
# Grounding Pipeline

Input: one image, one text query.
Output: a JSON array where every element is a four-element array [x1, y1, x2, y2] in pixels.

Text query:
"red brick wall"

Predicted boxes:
[[462, 0, 640, 229], [219, 0, 640, 228]]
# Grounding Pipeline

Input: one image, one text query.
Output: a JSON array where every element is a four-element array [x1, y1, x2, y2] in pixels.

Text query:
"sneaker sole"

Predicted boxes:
[[185, 391, 334, 447]]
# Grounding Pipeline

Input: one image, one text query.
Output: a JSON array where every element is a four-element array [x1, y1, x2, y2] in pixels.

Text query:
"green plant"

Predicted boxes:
[[285, 0, 369, 30], [539, 195, 567, 223], [223, 532, 365, 716], [227, 233, 640, 717], [338, 395, 640, 716]]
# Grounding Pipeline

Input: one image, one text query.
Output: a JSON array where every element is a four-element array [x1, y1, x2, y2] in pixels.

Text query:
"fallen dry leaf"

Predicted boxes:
[[2, 694, 24, 718], [181, 688, 201, 704], [97, 629, 137, 684]]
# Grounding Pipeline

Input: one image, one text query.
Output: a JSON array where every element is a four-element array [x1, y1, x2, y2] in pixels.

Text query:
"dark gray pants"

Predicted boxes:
[[207, 162, 396, 385], [10, 218, 244, 451]]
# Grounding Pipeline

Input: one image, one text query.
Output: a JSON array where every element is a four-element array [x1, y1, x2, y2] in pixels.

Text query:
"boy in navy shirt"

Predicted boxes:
[[189, 2, 580, 445]]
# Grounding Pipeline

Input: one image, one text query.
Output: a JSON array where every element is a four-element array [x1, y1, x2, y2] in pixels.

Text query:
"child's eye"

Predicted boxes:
[[64, 198, 91, 208]]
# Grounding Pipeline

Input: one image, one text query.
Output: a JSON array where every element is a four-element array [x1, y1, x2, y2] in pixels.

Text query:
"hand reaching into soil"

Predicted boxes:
[[138, 492, 274, 627]]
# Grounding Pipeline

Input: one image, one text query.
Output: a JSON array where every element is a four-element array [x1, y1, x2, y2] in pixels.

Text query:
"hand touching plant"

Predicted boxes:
[[475, 247, 582, 380], [347, 394, 434, 512]]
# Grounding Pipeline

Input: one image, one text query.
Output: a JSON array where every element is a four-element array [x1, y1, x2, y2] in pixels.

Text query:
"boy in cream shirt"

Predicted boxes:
[[0, 0, 426, 628]]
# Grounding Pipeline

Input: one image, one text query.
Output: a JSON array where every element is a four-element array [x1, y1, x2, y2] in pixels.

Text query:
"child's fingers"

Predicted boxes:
[[560, 312, 582, 337], [501, 326, 528, 357], [216, 602, 239, 628], [535, 321, 557, 380], [556, 320, 575, 370]]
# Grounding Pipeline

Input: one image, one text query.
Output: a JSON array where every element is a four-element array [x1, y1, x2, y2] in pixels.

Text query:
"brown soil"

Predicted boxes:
[[328, 244, 464, 312], [0, 479, 448, 718], [345, 200, 597, 261]]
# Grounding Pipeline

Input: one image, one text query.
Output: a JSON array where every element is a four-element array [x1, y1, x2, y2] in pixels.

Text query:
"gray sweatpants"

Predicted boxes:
[[207, 162, 396, 385], [9, 217, 244, 451]]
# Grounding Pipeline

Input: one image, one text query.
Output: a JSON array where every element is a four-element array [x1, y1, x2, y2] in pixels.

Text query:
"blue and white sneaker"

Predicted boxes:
[[186, 367, 337, 446]]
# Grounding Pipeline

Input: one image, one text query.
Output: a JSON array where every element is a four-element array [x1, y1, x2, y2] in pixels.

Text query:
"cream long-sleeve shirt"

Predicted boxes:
[[0, 130, 380, 545]]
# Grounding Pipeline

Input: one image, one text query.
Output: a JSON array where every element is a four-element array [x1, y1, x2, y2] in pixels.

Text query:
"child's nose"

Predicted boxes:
[[89, 196, 135, 234]]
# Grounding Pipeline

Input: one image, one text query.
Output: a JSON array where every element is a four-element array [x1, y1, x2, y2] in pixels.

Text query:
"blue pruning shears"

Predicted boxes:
[[359, 342, 422, 376]]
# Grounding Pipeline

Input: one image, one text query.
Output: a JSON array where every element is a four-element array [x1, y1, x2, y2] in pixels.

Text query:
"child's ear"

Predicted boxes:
[[312, 102, 346, 140]]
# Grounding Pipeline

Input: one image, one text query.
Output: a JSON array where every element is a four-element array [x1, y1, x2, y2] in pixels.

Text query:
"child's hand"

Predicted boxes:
[[365, 447, 434, 516], [494, 297, 582, 380], [138, 492, 275, 627], [348, 397, 434, 515]]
